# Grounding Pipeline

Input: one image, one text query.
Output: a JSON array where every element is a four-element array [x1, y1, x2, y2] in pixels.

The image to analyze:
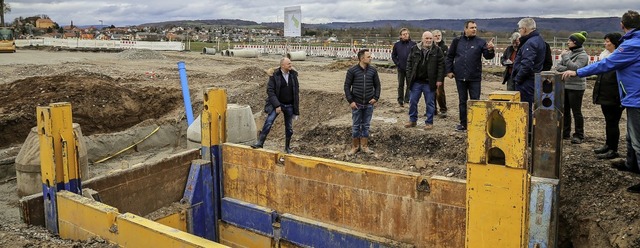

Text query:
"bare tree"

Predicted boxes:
[[1, 1, 11, 27]]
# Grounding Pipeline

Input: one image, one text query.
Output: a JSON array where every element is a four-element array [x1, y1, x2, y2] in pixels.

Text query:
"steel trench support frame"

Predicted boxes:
[[36, 102, 82, 235]]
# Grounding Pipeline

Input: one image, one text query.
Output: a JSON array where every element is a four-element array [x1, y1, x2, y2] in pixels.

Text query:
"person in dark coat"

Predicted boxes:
[[404, 31, 445, 130], [251, 57, 300, 154], [446, 20, 495, 131], [512, 17, 547, 123], [592, 32, 624, 159], [392, 28, 416, 107], [432, 29, 449, 117], [344, 49, 381, 156], [501, 32, 520, 91]]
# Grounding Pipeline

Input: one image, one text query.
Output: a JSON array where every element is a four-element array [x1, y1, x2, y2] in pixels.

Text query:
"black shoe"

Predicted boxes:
[[571, 137, 583, 144], [455, 124, 467, 132], [627, 183, 640, 194], [611, 160, 640, 174], [250, 143, 263, 149], [285, 136, 292, 154], [563, 136, 571, 140], [596, 150, 619, 159], [593, 145, 610, 154]]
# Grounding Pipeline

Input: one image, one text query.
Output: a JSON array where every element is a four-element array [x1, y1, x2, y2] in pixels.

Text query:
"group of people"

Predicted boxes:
[[249, 10, 640, 194]]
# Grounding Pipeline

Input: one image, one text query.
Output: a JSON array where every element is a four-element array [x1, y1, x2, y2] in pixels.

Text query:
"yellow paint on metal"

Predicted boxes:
[[467, 100, 529, 168], [488, 91, 521, 102], [57, 191, 120, 241], [203, 88, 227, 146], [36, 103, 79, 187], [219, 222, 273, 248], [466, 163, 530, 248], [156, 211, 188, 232], [466, 97, 530, 248], [200, 107, 211, 155], [226, 167, 239, 180], [56, 191, 227, 247]]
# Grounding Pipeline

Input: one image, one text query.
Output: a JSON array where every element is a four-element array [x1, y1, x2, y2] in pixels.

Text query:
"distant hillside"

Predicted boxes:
[[140, 17, 620, 33]]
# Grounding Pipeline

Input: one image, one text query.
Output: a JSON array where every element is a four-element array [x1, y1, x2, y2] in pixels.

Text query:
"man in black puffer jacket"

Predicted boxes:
[[344, 49, 381, 156], [446, 20, 495, 131], [251, 57, 300, 154]]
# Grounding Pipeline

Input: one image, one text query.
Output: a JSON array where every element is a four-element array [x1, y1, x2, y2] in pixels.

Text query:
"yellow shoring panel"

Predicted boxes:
[[56, 191, 227, 247], [467, 100, 529, 168], [466, 95, 530, 248], [156, 211, 188, 232], [36, 103, 79, 187], [219, 222, 273, 248]]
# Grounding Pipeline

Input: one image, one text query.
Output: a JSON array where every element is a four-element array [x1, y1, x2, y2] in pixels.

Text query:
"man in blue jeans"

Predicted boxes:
[[344, 49, 381, 155], [404, 31, 445, 130], [251, 57, 300, 154], [445, 20, 495, 131], [562, 10, 640, 193]]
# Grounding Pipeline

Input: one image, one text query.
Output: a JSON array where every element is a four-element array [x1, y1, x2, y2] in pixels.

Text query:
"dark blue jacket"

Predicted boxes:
[[392, 39, 416, 70], [512, 30, 546, 101], [578, 28, 640, 108], [445, 35, 495, 81], [344, 64, 381, 105]]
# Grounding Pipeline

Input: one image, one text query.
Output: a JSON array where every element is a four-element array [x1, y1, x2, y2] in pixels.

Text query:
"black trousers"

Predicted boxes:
[[563, 89, 585, 139], [601, 104, 624, 151], [397, 69, 410, 104]]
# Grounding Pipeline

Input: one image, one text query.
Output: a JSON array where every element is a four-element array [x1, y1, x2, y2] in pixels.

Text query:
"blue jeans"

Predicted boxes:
[[409, 82, 435, 124], [625, 107, 640, 171], [351, 103, 374, 138], [259, 104, 294, 139], [455, 80, 481, 127]]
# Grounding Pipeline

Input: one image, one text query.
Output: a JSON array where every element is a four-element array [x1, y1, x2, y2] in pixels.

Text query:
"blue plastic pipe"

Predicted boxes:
[[177, 61, 195, 126]]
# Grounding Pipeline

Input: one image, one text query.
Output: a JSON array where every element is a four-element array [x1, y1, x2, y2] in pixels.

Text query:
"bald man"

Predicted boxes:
[[404, 31, 445, 130], [251, 57, 300, 154]]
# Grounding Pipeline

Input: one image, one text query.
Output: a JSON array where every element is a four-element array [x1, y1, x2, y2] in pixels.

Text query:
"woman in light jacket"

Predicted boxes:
[[555, 31, 590, 144]]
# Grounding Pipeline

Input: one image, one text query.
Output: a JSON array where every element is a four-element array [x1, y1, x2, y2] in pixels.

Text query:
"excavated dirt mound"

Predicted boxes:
[[0, 71, 182, 147]]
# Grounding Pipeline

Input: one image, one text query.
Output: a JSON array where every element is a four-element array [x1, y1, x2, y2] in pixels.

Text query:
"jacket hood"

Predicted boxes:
[[416, 41, 435, 50]]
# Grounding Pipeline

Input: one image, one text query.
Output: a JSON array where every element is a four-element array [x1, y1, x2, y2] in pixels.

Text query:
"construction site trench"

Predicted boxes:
[[0, 49, 638, 248]]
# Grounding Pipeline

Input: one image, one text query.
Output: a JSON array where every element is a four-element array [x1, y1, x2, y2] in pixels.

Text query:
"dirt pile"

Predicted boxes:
[[325, 59, 358, 71], [0, 70, 182, 147], [116, 49, 167, 60]]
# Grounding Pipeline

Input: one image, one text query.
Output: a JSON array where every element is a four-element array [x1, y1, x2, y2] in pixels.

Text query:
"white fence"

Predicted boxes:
[[235, 44, 604, 67], [15, 38, 184, 51]]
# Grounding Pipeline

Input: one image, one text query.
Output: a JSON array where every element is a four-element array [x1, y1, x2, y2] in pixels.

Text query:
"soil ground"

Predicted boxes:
[[0, 49, 638, 247]]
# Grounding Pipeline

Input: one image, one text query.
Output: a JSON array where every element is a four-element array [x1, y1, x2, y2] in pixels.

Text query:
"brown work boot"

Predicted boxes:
[[346, 138, 360, 155], [424, 124, 433, 130], [360, 138, 375, 154], [404, 122, 416, 128]]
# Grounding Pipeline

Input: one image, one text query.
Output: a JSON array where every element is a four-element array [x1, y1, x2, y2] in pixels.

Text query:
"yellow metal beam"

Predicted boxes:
[[203, 88, 227, 146], [56, 191, 228, 247], [219, 222, 273, 248], [156, 211, 188, 232]]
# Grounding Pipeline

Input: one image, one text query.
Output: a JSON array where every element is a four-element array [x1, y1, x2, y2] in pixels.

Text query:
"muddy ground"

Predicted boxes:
[[0, 49, 638, 247]]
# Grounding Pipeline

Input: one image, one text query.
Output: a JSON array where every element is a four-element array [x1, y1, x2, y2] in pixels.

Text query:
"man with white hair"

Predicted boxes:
[[404, 31, 445, 130], [432, 29, 449, 118], [512, 17, 546, 108]]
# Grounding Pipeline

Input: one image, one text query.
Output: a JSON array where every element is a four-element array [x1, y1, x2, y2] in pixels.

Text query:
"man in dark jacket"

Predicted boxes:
[[512, 18, 547, 109], [251, 57, 300, 154], [404, 31, 445, 130], [344, 49, 381, 155], [433, 29, 449, 117], [446, 20, 495, 131], [392, 28, 416, 107]]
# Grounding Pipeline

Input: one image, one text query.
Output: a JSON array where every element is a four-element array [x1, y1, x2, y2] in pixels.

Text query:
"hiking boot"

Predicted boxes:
[[346, 138, 360, 156], [251, 132, 267, 149], [404, 122, 416, 128], [596, 150, 618, 160], [285, 136, 292, 154], [424, 124, 433, 130], [593, 145, 610, 154], [439, 111, 447, 118], [360, 138, 374, 154], [455, 124, 467, 132], [627, 183, 640, 194], [571, 137, 583, 144]]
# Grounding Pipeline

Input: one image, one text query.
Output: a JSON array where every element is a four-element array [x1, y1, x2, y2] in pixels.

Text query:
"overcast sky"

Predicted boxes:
[[5, 0, 635, 27]]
